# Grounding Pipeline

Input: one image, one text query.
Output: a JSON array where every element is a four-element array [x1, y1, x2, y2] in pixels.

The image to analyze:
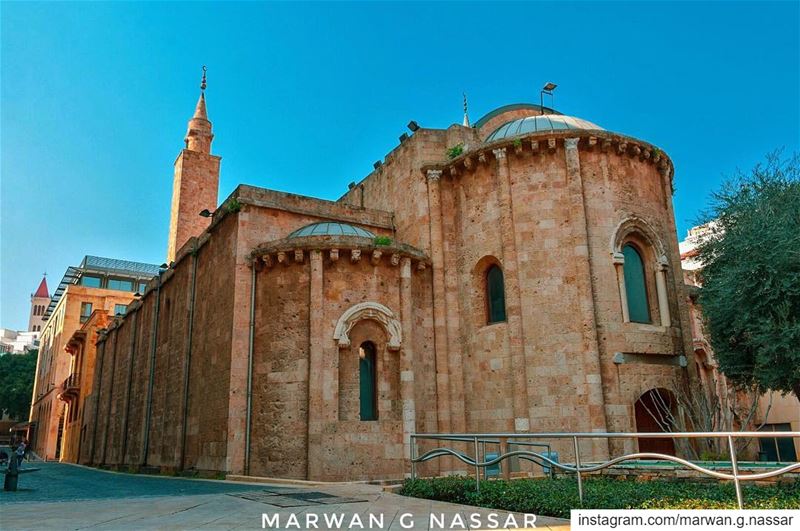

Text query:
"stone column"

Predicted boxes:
[[493, 147, 530, 432], [612, 252, 630, 322], [120, 311, 139, 465], [101, 332, 119, 465], [440, 178, 466, 433], [425, 169, 451, 434], [90, 339, 107, 465], [655, 259, 671, 327], [399, 257, 416, 472], [564, 138, 610, 455], [307, 249, 324, 479]]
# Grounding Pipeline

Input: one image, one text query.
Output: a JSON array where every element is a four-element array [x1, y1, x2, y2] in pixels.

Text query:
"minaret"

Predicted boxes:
[[28, 274, 50, 332], [167, 66, 221, 262]]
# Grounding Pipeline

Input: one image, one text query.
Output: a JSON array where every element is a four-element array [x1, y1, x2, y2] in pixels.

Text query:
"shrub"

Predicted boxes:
[[225, 197, 242, 213], [400, 477, 800, 518], [374, 236, 393, 246], [447, 144, 464, 159]]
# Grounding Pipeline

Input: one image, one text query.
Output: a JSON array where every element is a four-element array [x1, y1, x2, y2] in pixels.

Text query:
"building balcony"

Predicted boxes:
[[57, 373, 80, 402]]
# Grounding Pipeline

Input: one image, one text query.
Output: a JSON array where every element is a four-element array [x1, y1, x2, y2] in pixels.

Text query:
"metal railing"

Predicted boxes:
[[61, 372, 81, 390], [410, 432, 800, 509]]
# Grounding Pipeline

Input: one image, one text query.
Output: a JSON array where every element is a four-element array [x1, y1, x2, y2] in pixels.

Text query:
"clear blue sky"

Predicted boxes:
[[2, 1, 798, 330]]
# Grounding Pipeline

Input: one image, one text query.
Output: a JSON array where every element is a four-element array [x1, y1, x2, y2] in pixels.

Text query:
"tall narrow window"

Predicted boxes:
[[358, 341, 377, 421], [486, 265, 507, 324], [623, 244, 650, 323], [79, 302, 93, 323]]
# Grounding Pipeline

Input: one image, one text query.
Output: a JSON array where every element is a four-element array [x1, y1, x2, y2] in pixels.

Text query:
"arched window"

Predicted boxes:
[[359, 342, 377, 421], [622, 243, 650, 323], [486, 265, 506, 324]]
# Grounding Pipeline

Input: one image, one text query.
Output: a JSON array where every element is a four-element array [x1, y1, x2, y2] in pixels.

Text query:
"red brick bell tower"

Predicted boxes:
[[167, 66, 221, 262]]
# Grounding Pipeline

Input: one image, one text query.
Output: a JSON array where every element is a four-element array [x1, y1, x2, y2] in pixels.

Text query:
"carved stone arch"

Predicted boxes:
[[333, 302, 402, 351], [610, 215, 668, 267]]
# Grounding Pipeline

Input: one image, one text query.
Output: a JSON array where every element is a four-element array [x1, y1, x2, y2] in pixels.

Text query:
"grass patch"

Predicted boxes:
[[400, 477, 800, 518]]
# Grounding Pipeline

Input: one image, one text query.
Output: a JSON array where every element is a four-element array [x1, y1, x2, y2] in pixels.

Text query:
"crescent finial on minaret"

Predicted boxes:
[[462, 92, 470, 127], [201, 65, 207, 91]]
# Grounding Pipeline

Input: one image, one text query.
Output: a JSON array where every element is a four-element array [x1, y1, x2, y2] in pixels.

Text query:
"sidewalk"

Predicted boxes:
[[1, 461, 570, 530]]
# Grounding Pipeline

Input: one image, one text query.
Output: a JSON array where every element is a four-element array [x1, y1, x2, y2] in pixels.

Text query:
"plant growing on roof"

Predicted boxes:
[[374, 236, 392, 246], [225, 197, 242, 213], [447, 144, 464, 159]]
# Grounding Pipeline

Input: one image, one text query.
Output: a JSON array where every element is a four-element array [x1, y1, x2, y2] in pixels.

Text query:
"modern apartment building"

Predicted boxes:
[[28, 255, 160, 460]]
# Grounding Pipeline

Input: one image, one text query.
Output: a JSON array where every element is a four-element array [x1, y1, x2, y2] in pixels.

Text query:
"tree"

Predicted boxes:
[[0, 350, 38, 420], [638, 375, 770, 460], [697, 152, 800, 403]]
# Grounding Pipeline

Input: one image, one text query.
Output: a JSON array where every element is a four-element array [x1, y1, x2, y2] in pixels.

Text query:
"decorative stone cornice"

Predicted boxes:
[[251, 234, 430, 272], [420, 128, 675, 187], [426, 169, 442, 181], [492, 147, 507, 160]]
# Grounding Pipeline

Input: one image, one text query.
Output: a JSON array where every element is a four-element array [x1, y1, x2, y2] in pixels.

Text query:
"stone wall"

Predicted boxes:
[[86, 213, 239, 474], [249, 238, 434, 481]]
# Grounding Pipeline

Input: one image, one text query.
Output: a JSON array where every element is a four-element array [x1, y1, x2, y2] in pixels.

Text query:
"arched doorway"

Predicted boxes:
[[634, 388, 676, 455]]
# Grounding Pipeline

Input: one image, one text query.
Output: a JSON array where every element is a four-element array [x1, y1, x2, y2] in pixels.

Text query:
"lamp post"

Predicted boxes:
[[540, 82, 557, 113]]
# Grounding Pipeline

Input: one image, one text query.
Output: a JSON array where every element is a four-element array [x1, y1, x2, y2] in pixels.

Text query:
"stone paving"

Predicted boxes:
[[0, 461, 569, 530]]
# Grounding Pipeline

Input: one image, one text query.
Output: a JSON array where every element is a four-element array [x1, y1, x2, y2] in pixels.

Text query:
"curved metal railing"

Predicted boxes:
[[409, 432, 800, 509]]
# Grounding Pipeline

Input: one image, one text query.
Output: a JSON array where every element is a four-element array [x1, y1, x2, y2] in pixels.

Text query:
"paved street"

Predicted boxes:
[[1, 461, 569, 530]]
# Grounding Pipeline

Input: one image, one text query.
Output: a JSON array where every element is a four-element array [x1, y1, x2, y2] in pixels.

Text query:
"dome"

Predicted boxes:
[[287, 222, 375, 238], [485, 114, 603, 142]]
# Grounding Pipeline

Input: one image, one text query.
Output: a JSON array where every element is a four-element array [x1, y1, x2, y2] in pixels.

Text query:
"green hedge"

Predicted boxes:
[[400, 477, 800, 518]]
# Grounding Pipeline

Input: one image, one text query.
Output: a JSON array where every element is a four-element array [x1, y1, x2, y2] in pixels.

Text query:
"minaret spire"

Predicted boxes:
[[462, 92, 470, 127], [185, 65, 213, 152]]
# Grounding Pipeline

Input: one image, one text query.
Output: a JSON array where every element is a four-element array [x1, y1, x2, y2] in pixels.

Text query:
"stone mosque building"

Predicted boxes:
[[79, 75, 695, 481]]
